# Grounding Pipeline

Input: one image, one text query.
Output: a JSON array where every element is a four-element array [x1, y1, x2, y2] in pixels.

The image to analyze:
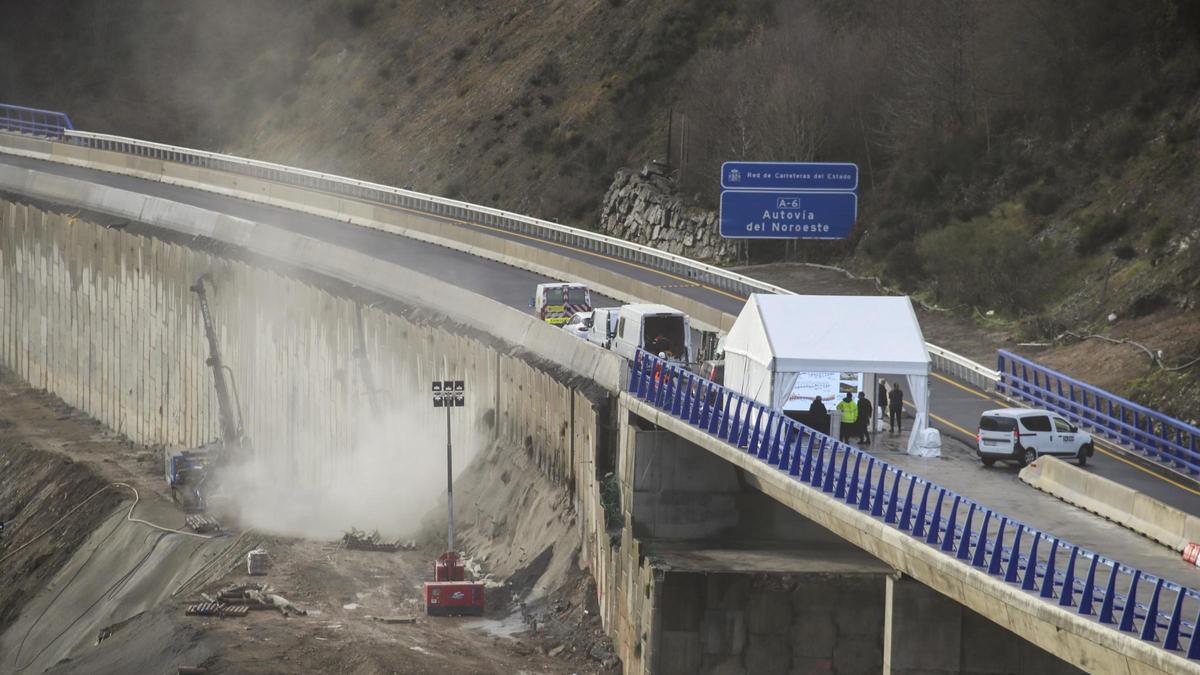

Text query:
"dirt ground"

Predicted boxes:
[[0, 370, 617, 674]]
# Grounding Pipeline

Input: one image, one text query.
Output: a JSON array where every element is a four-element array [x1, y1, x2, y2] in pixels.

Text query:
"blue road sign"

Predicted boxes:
[[720, 191, 857, 239], [721, 161, 859, 191]]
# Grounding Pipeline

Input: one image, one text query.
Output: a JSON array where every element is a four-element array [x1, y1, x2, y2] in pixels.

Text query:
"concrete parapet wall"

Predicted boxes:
[[1020, 456, 1200, 552], [0, 135, 736, 332]]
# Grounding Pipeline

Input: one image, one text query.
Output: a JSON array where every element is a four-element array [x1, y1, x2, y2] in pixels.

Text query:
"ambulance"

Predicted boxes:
[[531, 282, 593, 327]]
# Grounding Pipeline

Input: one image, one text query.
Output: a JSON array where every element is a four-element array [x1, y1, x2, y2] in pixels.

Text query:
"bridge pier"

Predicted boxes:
[[884, 570, 1083, 674], [616, 413, 893, 674]]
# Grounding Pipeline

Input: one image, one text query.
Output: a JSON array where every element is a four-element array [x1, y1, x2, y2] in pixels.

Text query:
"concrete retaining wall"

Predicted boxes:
[[0, 197, 595, 518], [1020, 456, 1200, 552]]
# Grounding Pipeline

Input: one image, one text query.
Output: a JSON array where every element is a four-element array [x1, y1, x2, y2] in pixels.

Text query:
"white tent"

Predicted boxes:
[[723, 294, 934, 455]]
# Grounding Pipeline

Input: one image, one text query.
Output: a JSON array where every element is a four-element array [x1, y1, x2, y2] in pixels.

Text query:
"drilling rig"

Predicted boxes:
[[164, 273, 248, 512]]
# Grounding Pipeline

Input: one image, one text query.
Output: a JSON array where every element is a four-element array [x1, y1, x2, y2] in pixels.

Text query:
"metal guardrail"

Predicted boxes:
[[629, 350, 1200, 661], [999, 350, 1200, 476], [0, 104, 73, 138], [51, 127, 996, 382]]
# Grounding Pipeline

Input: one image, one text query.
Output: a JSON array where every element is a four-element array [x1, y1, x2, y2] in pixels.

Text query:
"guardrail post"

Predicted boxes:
[[1039, 538, 1059, 599], [1189, 609, 1200, 658], [809, 438, 828, 487], [859, 456, 878, 509], [778, 425, 799, 473], [870, 465, 886, 517], [1097, 565, 1121, 625], [970, 510, 992, 567], [748, 409, 766, 455], [833, 448, 851, 498], [1117, 570, 1142, 632], [1059, 546, 1079, 607], [1163, 590, 1185, 651], [911, 483, 932, 537], [844, 452, 863, 504], [1004, 525, 1026, 583], [987, 517, 1009, 576], [1022, 532, 1043, 591], [765, 416, 785, 463], [741, 405, 761, 450], [823, 444, 843, 494], [797, 433, 816, 479], [1141, 578, 1164, 641], [896, 478, 916, 529], [955, 502, 974, 559], [925, 489, 948, 545], [721, 396, 741, 441], [1078, 556, 1100, 616]]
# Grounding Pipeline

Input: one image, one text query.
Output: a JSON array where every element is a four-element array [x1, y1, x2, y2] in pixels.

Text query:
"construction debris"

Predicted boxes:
[[340, 528, 415, 552], [186, 513, 221, 533], [216, 583, 307, 617], [246, 548, 270, 575], [368, 615, 418, 624], [185, 602, 249, 618]]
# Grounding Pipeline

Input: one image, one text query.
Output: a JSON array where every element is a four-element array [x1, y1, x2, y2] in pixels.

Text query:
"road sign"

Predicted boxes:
[[719, 191, 857, 240], [721, 162, 858, 191]]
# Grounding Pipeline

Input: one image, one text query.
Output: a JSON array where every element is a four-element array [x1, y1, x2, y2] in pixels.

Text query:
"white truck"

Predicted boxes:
[[609, 304, 693, 362]]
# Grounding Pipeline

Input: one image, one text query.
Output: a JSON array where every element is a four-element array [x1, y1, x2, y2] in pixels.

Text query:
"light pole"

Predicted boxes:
[[431, 379, 465, 551]]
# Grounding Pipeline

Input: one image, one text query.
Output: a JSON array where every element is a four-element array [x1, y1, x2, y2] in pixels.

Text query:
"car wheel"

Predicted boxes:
[[1076, 445, 1089, 467], [1019, 447, 1037, 467], [981, 457, 995, 467]]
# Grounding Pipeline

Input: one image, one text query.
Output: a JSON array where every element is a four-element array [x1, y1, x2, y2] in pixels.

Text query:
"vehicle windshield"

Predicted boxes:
[[979, 416, 1017, 432], [544, 286, 588, 305]]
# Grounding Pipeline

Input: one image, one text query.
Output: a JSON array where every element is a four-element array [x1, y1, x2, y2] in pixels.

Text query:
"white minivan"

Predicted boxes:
[[976, 408, 1094, 467]]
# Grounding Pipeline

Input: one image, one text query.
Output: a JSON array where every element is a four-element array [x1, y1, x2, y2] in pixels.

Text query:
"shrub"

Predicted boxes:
[[1023, 186, 1065, 216], [884, 241, 923, 289], [1113, 243, 1136, 259], [916, 219, 1058, 312], [1147, 222, 1172, 251], [1076, 211, 1130, 254], [345, 0, 376, 28]]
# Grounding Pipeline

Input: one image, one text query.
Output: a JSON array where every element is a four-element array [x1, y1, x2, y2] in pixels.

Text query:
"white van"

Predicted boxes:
[[587, 307, 620, 348], [976, 408, 1094, 467], [610, 304, 693, 362]]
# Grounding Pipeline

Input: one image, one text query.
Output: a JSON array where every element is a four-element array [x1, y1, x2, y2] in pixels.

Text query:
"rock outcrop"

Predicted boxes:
[[598, 164, 733, 264]]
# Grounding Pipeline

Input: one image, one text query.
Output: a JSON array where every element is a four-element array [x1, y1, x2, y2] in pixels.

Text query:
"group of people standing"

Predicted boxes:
[[808, 379, 905, 445]]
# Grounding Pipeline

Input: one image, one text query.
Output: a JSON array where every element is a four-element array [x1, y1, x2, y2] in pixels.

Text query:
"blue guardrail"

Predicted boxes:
[[629, 350, 1200, 660], [0, 103, 74, 138], [998, 350, 1200, 476]]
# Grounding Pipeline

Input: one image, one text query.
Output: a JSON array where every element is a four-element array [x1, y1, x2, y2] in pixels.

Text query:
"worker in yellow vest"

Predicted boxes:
[[836, 392, 858, 443]]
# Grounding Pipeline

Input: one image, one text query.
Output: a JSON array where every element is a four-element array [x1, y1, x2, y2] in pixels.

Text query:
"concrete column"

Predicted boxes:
[[885, 575, 1084, 675]]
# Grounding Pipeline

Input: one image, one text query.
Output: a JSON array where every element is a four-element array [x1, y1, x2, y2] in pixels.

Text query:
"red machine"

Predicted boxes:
[[423, 552, 485, 616], [425, 381, 485, 617]]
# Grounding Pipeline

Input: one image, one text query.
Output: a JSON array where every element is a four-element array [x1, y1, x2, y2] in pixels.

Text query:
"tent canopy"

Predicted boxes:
[[723, 294, 935, 456], [724, 294, 930, 375]]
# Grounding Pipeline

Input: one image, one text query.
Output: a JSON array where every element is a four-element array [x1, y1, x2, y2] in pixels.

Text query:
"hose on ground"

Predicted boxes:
[[0, 481, 216, 565]]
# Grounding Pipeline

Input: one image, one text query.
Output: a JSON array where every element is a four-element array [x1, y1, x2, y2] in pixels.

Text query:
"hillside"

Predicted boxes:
[[2, 0, 1198, 419]]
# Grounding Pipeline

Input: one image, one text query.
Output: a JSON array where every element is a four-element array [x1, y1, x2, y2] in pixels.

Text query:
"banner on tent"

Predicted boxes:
[[782, 371, 864, 411]]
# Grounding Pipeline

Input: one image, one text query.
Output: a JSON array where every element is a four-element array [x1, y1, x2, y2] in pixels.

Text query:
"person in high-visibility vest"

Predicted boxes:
[[836, 392, 858, 443]]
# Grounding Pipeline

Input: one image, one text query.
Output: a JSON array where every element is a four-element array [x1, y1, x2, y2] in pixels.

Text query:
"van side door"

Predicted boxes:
[[1019, 415, 1053, 453], [1051, 416, 1078, 455]]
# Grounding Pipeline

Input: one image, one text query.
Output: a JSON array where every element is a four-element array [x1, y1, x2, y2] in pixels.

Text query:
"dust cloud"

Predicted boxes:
[[213, 402, 480, 541]]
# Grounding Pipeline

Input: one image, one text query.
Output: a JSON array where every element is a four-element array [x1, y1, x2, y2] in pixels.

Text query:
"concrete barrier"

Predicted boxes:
[[1019, 456, 1200, 552], [0, 134, 736, 332]]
